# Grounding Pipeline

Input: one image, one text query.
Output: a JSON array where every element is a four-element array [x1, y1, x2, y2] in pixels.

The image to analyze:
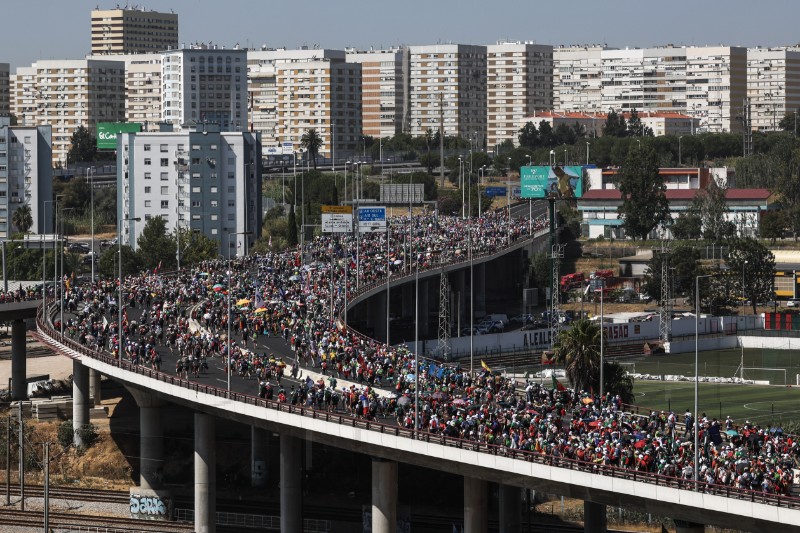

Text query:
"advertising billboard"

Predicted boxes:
[[97, 122, 142, 150], [520, 166, 585, 199]]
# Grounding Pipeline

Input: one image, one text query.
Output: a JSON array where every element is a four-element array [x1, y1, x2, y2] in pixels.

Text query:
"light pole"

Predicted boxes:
[[226, 231, 253, 394], [59, 207, 75, 338], [678, 136, 683, 166], [549, 150, 555, 167], [43, 200, 55, 309], [87, 167, 96, 283], [586, 142, 590, 165], [740, 261, 748, 380], [459, 157, 464, 219], [694, 274, 714, 485], [526, 154, 532, 167], [118, 217, 141, 359], [478, 166, 484, 216], [563, 148, 568, 166]]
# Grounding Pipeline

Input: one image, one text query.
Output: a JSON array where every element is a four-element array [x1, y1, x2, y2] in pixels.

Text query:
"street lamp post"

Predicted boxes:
[[59, 207, 75, 338], [226, 231, 253, 394], [586, 142, 590, 165], [599, 280, 605, 400], [87, 167, 96, 283], [678, 136, 683, 166], [459, 157, 464, 219], [694, 274, 713, 485], [118, 217, 141, 359], [549, 150, 555, 167]]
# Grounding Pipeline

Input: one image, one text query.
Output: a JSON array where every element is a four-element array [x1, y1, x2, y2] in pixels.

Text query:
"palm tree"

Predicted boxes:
[[553, 318, 603, 393], [300, 128, 323, 170], [603, 361, 635, 404], [11, 204, 33, 234]]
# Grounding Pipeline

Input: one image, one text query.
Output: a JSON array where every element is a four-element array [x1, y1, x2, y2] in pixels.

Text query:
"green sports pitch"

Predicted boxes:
[[625, 347, 800, 424]]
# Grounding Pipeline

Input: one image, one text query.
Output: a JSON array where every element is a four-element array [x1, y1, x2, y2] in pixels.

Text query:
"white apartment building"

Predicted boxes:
[[408, 44, 487, 142], [91, 7, 178, 55], [554, 45, 606, 113], [747, 47, 800, 132], [486, 42, 553, 150], [519, 111, 699, 138], [247, 48, 347, 154], [161, 47, 248, 132], [0, 63, 9, 117], [685, 46, 747, 133], [10, 59, 126, 165], [118, 123, 261, 257], [346, 48, 408, 138], [276, 59, 362, 159], [89, 53, 163, 131], [0, 117, 53, 239], [600, 46, 688, 113]]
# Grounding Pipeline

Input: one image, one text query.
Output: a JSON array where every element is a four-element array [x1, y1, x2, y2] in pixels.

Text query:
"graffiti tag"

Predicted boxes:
[[130, 494, 167, 517]]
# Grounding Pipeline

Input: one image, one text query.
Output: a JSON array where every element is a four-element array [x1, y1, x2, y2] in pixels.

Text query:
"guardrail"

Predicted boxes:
[[173, 508, 330, 531], [36, 306, 800, 512]]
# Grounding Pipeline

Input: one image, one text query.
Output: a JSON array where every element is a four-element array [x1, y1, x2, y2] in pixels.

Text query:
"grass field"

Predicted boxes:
[[621, 348, 800, 426]]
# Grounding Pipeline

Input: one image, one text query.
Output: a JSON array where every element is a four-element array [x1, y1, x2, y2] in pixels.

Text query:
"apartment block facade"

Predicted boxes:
[[686, 46, 748, 133], [486, 42, 553, 149], [346, 48, 408, 138], [0, 117, 53, 239], [553, 45, 606, 113], [747, 47, 800, 132], [118, 124, 261, 257], [91, 8, 178, 55], [408, 44, 487, 142], [89, 53, 163, 131], [0, 63, 9, 117], [161, 47, 248, 132], [10, 59, 126, 165], [276, 59, 362, 158]]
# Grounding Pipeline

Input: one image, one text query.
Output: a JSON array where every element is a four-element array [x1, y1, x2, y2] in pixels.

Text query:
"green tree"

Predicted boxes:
[[135, 216, 176, 271], [518, 122, 539, 149], [603, 361, 635, 404], [642, 244, 703, 301], [67, 126, 97, 164], [671, 210, 702, 241], [760, 210, 786, 243], [301, 129, 323, 170], [11, 204, 33, 233], [99, 245, 140, 279], [602, 109, 627, 137], [617, 145, 670, 239], [287, 204, 298, 246], [727, 237, 776, 314], [177, 228, 220, 266], [554, 318, 603, 394], [693, 179, 734, 242], [778, 110, 799, 133]]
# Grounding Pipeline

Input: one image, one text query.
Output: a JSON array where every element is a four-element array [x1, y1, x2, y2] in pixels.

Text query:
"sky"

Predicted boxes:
[[3, 0, 800, 69]]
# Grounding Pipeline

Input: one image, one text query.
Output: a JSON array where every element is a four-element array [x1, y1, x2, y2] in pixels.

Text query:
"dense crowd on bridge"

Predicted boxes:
[[45, 210, 799, 497]]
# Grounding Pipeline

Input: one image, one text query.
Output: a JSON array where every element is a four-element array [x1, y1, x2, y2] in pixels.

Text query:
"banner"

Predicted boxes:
[[97, 122, 142, 149], [520, 165, 585, 199]]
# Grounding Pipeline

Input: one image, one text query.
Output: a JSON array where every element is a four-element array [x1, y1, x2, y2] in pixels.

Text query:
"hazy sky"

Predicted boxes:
[[3, 0, 799, 68]]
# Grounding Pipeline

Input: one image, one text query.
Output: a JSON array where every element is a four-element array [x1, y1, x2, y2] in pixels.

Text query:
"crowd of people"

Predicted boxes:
[[44, 210, 799, 497]]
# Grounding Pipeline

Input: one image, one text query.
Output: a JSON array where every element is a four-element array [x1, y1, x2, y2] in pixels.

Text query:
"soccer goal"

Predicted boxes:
[[741, 367, 787, 385]]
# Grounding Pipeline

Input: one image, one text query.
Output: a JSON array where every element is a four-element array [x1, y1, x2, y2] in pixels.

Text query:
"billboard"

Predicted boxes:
[[321, 205, 353, 233], [358, 206, 387, 233], [520, 165, 585, 199], [97, 122, 142, 150], [484, 186, 507, 197]]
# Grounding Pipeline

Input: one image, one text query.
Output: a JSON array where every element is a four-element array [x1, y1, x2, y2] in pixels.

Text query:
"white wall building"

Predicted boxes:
[[0, 117, 53, 239], [10, 59, 126, 165], [161, 47, 248, 132], [88, 53, 163, 131], [91, 7, 178, 55], [0, 63, 9, 118], [553, 45, 606, 113], [747, 47, 800, 132], [346, 47, 409, 139], [600, 46, 688, 113], [408, 44, 487, 142], [486, 41, 553, 150], [686, 46, 748, 133]]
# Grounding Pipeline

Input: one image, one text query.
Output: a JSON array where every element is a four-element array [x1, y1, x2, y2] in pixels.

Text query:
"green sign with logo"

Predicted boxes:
[[520, 165, 585, 199], [96, 122, 142, 150]]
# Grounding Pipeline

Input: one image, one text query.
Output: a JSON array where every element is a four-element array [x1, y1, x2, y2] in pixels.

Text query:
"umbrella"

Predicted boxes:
[[726, 429, 738, 437], [212, 284, 225, 292], [432, 391, 448, 401], [581, 397, 594, 405], [588, 420, 602, 428], [393, 259, 402, 265], [289, 275, 301, 282], [406, 373, 416, 381], [452, 398, 468, 407], [634, 440, 647, 449], [237, 298, 252, 306], [397, 396, 412, 407], [254, 308, 268, 314]]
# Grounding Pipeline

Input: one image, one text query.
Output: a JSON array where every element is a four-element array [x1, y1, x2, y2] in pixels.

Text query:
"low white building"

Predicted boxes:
[[118, 123, 261, 257]]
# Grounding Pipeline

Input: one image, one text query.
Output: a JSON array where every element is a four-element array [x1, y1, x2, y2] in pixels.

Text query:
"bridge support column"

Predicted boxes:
[[72, 360, 89, 447], [89, 369, 101, 406], [280, 434, 302, 532], [419, 279, 430, 337], [372, 458, 397, 533], [251, 425, 269, 487], [583, 501, 606, 533], [499, 485, 521, 533], [401, 284, 414, 317], [194, 413, 216, 533], [455, 270, 466, 334], [11, 319, 26, 401], [674, 520, 704, 533], [463, 477, 487, 533], [374, 291, 388, 343], [140, 401, 165, 491]]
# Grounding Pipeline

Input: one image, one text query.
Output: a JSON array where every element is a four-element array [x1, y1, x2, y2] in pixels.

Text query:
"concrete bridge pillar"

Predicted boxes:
[[374, 291, 388, 343], [10, 319, 26, 401], [583, 500, 606, 533], [194, 412, 216, 533], [251, 425, 269, 487], [674, 520, 705, 533], [499, 484, 521, 533], [401, 284, 414, 317], [139, 401, 165, 491], [280, 434, 302, 532], [463, 477, 487, 533], [89, 369, 102, 406], [372, 458, 397, 533], [419, 279, 430, 337], [72, 360, 90, 447]]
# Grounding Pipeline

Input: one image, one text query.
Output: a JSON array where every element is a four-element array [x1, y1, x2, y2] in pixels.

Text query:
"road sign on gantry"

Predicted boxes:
[[358, 206, 387, 233], [321, 205, 353, 233]]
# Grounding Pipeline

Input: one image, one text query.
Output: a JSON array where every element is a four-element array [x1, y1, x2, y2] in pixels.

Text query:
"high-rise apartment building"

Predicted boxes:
[[276, 59, 362, 158], [0, 117, 53, 239], [162, 47, 248, 132], [118, 124, 261, 257], [346, 48, 408, 138], [247, 48, 347, 154], [89, 53, 163, 131], [0, 63, 9, 117], [486, 42, 553, 149], [91, 7, 178, 55], [686, 46, 747, 133], [747, 47, 800, 132], [554, 45, 606, 113], [10, 59, 126, 165], [408, 44, 487, 142]]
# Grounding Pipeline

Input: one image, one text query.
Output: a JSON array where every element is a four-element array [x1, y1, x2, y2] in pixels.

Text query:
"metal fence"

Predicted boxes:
[[174, 508, 330, 531]]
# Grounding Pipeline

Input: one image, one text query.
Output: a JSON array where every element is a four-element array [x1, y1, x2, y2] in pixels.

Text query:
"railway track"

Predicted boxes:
[[0, 507, 192, 532], [5, 484, 130, 505]]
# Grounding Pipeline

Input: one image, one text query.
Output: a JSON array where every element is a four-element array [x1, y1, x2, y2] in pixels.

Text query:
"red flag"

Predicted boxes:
[[552, 375, 566, 392]]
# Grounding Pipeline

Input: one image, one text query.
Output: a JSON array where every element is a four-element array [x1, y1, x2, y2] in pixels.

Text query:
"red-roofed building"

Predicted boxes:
[[577, 187, 778, 239]]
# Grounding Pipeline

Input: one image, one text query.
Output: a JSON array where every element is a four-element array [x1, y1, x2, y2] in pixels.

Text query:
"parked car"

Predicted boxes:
[[460, 327, 482, 336], [487, 320, 505, 333], [787, 299, 800, 308], [510, 314, 533, 325], [67, 243, 89, 253], [100, 238, 118, 247]]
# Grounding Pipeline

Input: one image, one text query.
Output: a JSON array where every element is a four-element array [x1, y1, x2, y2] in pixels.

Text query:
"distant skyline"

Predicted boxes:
[[3, 0, 800, 68]]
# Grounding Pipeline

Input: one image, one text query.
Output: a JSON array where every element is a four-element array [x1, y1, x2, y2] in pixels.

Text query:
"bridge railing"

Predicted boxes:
[[35, 306, 800, 511]]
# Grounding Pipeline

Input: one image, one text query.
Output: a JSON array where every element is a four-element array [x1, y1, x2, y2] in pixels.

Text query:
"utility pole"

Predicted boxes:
[[5, 415, 9, 505], [44, 442, 50, 532], [17, 402, 23, 511], [439, 92, 445, 188]]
